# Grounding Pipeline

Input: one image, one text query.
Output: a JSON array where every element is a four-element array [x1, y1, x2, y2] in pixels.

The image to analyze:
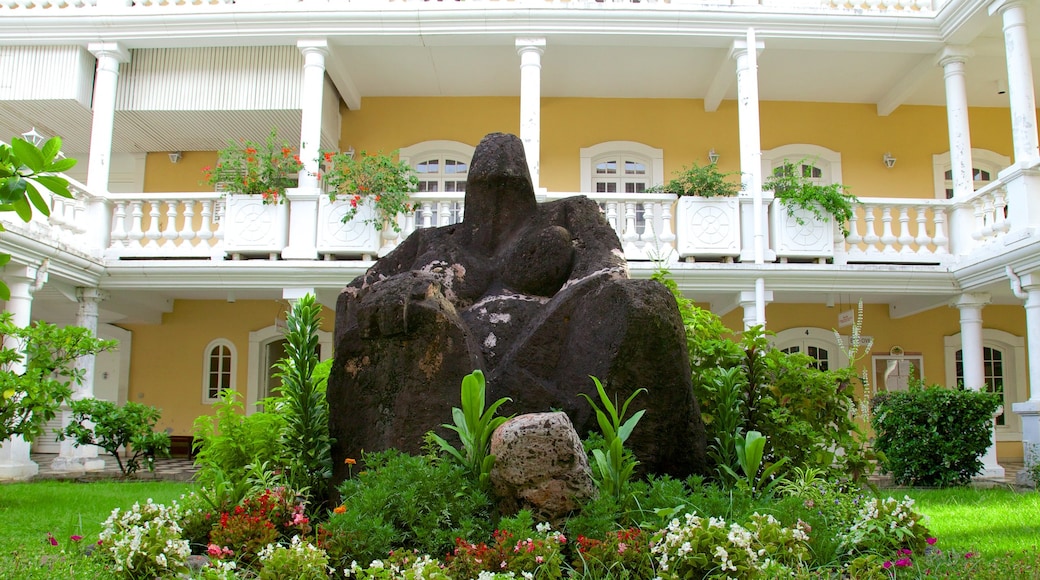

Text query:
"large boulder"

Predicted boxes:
[[329, 132, 706, 486], [489, 412, 596, 524]]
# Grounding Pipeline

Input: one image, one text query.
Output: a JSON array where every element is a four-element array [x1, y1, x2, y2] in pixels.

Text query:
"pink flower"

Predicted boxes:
[[46, 533, 58, 547], [899, 548, 913, 555], [883, 561, 893, 569], [70, 535, 83, 542], [964, 552, 975, 559], [536, 556, 544, 564], [926, 537, 937, 545], [896, 558, 912, 567]]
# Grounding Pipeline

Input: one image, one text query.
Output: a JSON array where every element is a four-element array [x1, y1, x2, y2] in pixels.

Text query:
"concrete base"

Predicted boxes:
[[0, 436, 39, 481], [50, 456, 106, 474], [0, 460, 39, 481]]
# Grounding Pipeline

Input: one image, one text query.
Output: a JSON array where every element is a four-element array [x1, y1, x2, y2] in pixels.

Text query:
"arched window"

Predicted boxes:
[[932, 149, 1010, 200], [399, 140, 475, 227], [246, 324, 333, 413], [772, 327, 850, 372], [203, 339, 236, 403], [579, 141, 665, 234], [761, 144, 843, 188], [944, 329, 1025, 439]]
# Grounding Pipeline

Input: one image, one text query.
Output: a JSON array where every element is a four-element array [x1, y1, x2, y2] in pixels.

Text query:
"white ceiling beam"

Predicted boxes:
[[876, 53, 935, 116], [888, 295, 951, 319], [325, 50, 362, 111], [703, 48, 734, 113]]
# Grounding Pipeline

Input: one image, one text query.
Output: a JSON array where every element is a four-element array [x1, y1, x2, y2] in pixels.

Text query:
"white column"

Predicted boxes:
[[989, 0, 1040, 166], [937, 47, 975, 200], [282, 40, 328, 261], [739, 289, 772, 331], [0, 264, 46, 480], [1009, 270, 1040, 470], [954, 292, 1005, 479], [516, 38, 545, 191], [86, 43, 130, 194], [51, 288, 108, 473]]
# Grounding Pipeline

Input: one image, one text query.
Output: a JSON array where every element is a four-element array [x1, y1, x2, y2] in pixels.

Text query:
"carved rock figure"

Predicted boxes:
[[329, 132, 706, 485]]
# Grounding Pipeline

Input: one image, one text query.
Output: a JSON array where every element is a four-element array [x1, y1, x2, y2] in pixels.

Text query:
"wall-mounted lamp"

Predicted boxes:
[[996, 79, 1008, 95], [168, 151, 183, 164], [882, 152, 897, 169], [345, 147, 356, 159], [21, 127, 46, 146], [707, 149, 719, 164]]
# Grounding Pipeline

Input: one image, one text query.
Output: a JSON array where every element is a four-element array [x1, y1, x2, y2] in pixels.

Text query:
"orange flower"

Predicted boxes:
[[344, 457, 357, 465], [333, 505, 347, 514], [324, 152, 334, 162]]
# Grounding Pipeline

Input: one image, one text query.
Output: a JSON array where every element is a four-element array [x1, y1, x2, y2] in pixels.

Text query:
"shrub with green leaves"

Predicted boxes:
[[429, 369, 512, 485], [838, 495, 931, 557], [871, 384, 1001, 486], [97, 499, 191, 579], [320, 449, 494, 569], [580, 376, 646, 502], [258, 536, 329, 580], [58, 398, 170, 476]]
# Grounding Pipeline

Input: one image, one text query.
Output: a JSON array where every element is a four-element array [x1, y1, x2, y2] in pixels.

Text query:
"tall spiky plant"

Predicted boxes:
[[273, 293, 332, 510]]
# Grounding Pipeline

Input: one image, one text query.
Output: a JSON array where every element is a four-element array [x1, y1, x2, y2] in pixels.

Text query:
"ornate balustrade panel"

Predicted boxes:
[[106, 193, 224, 259], [0, 176, 97, 255], [843, 198, 951, 263], [955, 180, 1011, 249], [544, 191, 677, 262]]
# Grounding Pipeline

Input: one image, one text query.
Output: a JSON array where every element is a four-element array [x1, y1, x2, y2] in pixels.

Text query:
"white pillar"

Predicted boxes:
[[51, 288, 107, 473], [282, 40, 328, 261], [739, 289, 772, 331], [989, 0, 1040, 166], [0, 264, 46, 480], [86, 43, 130, 194], [937, 47, 975, 200], [953, 292, 1005, 479], [1009, 270, 1040, 471], [516, 38, 545, 191]]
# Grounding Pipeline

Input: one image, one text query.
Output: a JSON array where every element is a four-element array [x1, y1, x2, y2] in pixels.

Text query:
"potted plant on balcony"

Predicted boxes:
[[320, 149, 418, 233], [204, 129, 303, 255], [652, 162, 743, 259], [763, 159, 858, 259]]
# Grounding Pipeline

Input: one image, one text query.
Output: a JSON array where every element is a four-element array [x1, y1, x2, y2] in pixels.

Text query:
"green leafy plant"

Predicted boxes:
[[720, 430, 789, 497], [320, 149, 419, 231], [269, 292, 332, 511], [97, 499, 192, 579], [871, 384, 1001, 486], [0, 136, 77, 301], [58, 398, 171, 476], [0, 313, 114, 443], [764, 159, 858, 236], [579, 376, 647, 502], [204, 128, 304, 204], [429, 369, 512, 485], [257, 536, 329, 580], [702, 366, 746, 483], [650, 161, 741, 198]]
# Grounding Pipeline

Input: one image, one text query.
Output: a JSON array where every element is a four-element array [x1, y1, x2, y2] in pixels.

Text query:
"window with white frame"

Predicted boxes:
[[944, 329, 1025, 439], [773, 327, 849, 372], [932, 149, 1010, 200], [761, 144, 842, 189], [579, 141, 665, 235], [203, 339, 236, 403], [399, 140, 475, 227]]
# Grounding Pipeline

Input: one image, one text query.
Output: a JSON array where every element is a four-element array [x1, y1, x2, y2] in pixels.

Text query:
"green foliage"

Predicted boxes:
[[838, 495, 931, 558], [97, 499, 191, 579], [650, 161, 741, 198], [270, 293, 333, 510], [321, 149, 419, 232], [871, 384, 1002, 486], [0, 312, 115, 442], [58, 399, 171, 477], [204, 128, 304, 203], [258, 536, 330, 580], [191, 389, 288, 493], [429, 369, 513, 486], [702, 366, 745, 482], [0, 137, 78, 298], [720, 430, 789, 497], [579, 376, 647, 502], [763, 159, 858, 236], [320, 449, 494, 569]]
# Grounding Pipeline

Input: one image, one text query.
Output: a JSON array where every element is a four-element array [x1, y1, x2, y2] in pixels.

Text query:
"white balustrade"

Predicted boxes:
[[843, 198, 951, 263], [104, 193, 225, 259]]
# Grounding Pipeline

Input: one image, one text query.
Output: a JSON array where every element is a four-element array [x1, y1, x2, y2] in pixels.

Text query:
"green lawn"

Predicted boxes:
[[0, 479, 1037, 579]]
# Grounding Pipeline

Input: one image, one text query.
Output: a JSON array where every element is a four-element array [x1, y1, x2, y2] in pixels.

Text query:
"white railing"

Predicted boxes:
[[0, 0, 943, 13], [843, 198, 950, 264], [105, 193, 225, 259], [0, 175, 97, 255]]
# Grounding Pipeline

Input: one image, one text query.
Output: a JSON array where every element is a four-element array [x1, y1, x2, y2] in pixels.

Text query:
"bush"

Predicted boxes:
[[319, 450, 494, 568], [871, 384, 1001, 487], [58, 398, 170, 476], [192, 389, 288, 490], [97, 499, 191, 579]]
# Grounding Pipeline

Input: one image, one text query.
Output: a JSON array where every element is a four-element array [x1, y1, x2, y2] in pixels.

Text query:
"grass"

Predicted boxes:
[[0, 479, 195, 580], [0, 479, 1036, 579]]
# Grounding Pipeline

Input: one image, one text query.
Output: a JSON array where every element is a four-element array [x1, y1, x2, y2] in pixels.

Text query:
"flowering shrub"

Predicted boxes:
[[649, 512, 810, 579], [258, 535, 330, 580], [97, 499, 191, 579], [321, 149, 418, 231], [208, 487, 311, 564], [205, 129, 304, 204], [838, 495, 931, 557], [344, 550, 451, 579], [446, 522, 566, 580], [573, 527, 653, 579]]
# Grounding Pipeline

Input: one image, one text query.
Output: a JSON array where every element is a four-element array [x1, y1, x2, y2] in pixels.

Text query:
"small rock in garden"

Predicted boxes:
[[489, 412, 596, 524]]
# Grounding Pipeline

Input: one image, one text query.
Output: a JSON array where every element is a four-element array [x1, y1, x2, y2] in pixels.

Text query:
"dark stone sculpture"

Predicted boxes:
[[329, 132, 706, 485]]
